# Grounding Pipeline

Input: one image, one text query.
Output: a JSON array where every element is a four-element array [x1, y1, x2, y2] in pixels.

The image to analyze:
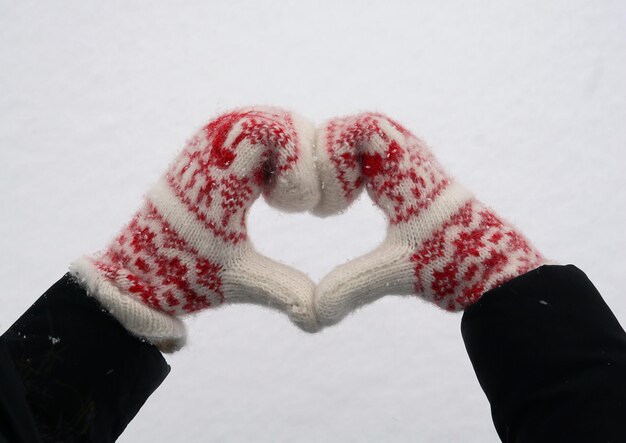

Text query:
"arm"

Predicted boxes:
[[462, 264, 626, 443], [0, 274, 169, 443]]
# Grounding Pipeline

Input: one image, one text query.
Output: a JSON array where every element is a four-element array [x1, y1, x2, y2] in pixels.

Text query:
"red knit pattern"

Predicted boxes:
[[323, 113, 450, 225], [410, 200, 544, 310], [91, 109, 302, 315], [94, 202, 223, 314], [167, 110, 300, 245], [320, 112, 545, 310]]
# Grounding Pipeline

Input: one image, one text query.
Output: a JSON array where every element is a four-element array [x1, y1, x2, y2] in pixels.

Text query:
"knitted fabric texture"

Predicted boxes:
[[71, 107, 321, 351], [313, 113, 546, 326]]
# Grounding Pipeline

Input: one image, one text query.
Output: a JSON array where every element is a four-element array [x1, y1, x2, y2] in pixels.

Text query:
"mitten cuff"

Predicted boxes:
[[69, 256, 187, 353]]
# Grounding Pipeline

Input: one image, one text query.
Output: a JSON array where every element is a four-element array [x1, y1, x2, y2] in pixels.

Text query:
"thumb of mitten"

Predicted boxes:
[[223, 249, 318, 332]]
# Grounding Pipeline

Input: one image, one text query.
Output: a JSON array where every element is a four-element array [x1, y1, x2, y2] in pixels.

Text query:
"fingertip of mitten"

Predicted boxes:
[[310, 117, 364, 217], [263, 111, 323, 213]]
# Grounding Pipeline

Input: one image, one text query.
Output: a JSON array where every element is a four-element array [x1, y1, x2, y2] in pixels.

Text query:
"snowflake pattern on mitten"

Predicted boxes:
[[313, 113, 546, 325], [71, 107, 321, 349]]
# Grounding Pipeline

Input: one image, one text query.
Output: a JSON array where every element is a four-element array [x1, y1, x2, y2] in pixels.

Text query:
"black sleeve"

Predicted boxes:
[[461, 265, 626, 443], [0, 274, 171, 443]]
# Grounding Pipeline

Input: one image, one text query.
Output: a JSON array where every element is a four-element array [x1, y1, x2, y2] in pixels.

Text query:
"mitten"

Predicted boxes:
[[71, 107, 321, 351], [313, 112, 546, 326]]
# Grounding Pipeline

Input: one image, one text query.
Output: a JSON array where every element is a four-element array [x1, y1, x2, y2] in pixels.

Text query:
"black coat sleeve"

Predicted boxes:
[[0, 274, 171, 443], [461, 265, 626, 443]]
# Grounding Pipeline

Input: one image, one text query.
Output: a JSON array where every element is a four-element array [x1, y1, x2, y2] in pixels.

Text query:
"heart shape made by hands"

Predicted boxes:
[[71, 107, 545, 351]]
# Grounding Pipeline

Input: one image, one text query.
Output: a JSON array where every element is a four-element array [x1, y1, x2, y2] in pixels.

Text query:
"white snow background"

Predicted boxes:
[[1, 1, 625, 441]]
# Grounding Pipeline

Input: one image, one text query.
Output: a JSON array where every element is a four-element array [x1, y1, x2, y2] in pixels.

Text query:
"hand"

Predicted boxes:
[[71, 107, 321, 351], [313, 112, 546, 326]]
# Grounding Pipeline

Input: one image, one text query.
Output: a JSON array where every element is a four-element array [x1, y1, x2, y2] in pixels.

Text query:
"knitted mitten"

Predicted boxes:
[[71, 107, 321, 351], [313, 112, 546, 326]]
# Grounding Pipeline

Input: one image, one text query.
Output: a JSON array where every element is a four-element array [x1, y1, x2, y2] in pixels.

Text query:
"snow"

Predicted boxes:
[[1, 1, 625, 442]]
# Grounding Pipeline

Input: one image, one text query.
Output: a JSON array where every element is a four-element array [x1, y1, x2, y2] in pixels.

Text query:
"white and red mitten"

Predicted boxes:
[[71, 107, 321, 351], [313, 112, 547, 326]]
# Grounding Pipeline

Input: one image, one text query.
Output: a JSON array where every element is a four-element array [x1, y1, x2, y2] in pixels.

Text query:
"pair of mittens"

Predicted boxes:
[[71, 108, 546, 351]]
